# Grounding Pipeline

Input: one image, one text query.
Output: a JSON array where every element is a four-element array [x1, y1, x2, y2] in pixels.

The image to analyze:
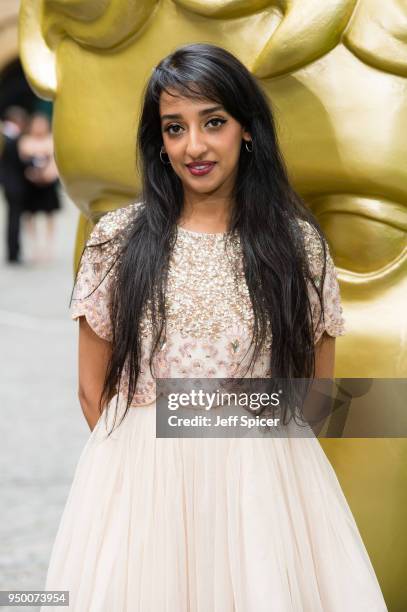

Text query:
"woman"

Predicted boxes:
[[42, 44, 387, 611], [18, 113, 61, 263]]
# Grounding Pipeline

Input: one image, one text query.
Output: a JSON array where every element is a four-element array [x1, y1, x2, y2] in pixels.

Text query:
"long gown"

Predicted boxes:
[[40, 202, 388, 611]]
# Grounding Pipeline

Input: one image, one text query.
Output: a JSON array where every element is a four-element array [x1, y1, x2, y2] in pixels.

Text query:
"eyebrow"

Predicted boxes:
[[160, 105, 225, 122]]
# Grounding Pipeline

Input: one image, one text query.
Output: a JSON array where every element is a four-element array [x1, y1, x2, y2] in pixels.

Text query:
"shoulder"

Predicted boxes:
[[291, 217, 336, 289], [86, 201, 144, 247], [74, 202, 144, 296], [295, 218, 325, 256]]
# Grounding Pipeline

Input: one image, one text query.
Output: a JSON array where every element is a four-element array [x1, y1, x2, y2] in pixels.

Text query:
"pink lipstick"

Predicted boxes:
[[186, 162, 216, 176]]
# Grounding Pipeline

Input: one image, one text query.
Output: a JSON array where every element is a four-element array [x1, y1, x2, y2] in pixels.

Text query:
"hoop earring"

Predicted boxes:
[[160, 146, 171, 165], [244, 140, 253, 153]]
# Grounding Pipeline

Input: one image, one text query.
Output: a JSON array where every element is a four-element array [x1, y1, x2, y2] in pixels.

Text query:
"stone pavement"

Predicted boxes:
[[0, 190, 91, 611]]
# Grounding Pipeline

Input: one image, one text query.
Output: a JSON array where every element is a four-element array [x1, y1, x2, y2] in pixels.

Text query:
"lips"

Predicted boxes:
[[186, 161, 216, 176]]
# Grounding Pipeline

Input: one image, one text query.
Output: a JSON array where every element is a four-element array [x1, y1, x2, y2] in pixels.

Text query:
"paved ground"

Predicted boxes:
[[0, 190, 91, 611]]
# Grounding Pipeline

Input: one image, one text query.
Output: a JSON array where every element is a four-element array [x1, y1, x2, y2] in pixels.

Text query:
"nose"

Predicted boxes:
[[185, 126, 208, 159]]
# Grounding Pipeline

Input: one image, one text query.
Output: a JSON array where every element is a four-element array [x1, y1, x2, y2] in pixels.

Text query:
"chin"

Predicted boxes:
[[183, 182, 217, 195]]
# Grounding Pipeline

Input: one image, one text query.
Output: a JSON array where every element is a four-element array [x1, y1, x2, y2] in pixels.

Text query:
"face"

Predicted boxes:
[[29, 116, 50, 138], [159, 90, 251, 199]]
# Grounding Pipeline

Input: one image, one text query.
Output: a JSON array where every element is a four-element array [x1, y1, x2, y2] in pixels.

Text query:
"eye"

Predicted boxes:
[[164, 124, 184, 136], [206, 117, 227, 129]]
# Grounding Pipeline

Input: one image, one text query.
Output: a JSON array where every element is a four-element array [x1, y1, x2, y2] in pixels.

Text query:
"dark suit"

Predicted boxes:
[[1, 135, 27, 262]]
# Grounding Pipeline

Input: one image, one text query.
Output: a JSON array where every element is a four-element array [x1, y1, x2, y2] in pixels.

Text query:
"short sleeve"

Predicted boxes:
[[300, 221, 346, 344], [70, 202, 141, 341]]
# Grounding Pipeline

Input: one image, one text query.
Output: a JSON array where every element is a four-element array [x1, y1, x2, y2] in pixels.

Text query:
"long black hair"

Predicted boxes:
[[80, 43, 328, 435]]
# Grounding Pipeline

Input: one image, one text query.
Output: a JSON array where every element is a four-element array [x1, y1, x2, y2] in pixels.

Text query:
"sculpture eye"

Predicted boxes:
[[172, 1, 357, 78], [344, 0, 407, 77], [41, 0, 158, 49], [172, 0, 272, 19]]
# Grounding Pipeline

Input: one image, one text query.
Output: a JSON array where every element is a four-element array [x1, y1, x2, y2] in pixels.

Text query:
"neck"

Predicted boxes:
[[180, 190, 234, 234]]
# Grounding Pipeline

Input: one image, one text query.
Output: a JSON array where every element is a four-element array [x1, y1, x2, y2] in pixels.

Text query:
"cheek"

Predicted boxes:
[[163, 137, 184, 161], [216, 129, 242, 159]]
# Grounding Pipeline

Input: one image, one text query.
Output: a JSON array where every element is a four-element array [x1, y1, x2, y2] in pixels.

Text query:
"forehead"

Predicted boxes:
[[159, 89, 222, 115], [32, 116, 48, 125]]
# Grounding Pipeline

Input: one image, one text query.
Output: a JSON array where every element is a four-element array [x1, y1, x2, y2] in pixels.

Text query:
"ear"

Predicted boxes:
[[242, 129, 252, 142], [19, 0, 57, 99]]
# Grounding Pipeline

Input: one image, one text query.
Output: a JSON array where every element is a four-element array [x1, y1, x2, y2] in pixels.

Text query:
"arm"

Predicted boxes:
[[71, 203, 141, 430], [25, 156, 59, 184], [299, 222, 346, 434], [301, 332, 337, 436], [78, 316, 113, 431], [314, 331, 336, 378]]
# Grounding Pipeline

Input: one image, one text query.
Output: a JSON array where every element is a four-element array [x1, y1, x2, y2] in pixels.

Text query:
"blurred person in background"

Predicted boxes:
[[0, 106, 29, 264], [18, 112, 61, 263]]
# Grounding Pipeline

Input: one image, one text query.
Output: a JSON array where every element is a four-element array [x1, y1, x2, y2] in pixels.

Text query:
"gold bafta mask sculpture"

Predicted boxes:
[[19, 1, 407, 607], [0, 1, 19, 72]]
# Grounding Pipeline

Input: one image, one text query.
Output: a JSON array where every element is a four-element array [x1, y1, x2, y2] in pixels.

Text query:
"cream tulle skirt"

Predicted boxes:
[[41, 397, 387, 611]]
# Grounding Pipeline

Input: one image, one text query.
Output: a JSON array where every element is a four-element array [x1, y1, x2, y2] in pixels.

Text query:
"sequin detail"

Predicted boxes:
[[139, 225, 255, 341], [70, 202, 346, 405], [70, 204, 138, 342]]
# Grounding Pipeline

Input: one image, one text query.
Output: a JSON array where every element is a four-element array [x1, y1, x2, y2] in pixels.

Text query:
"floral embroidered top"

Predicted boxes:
[[71, 202, 346, 406]]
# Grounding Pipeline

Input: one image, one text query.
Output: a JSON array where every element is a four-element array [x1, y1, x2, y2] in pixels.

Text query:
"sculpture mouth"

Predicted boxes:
[[306, 193, 407, 284], [307, 193, 406, 231]]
